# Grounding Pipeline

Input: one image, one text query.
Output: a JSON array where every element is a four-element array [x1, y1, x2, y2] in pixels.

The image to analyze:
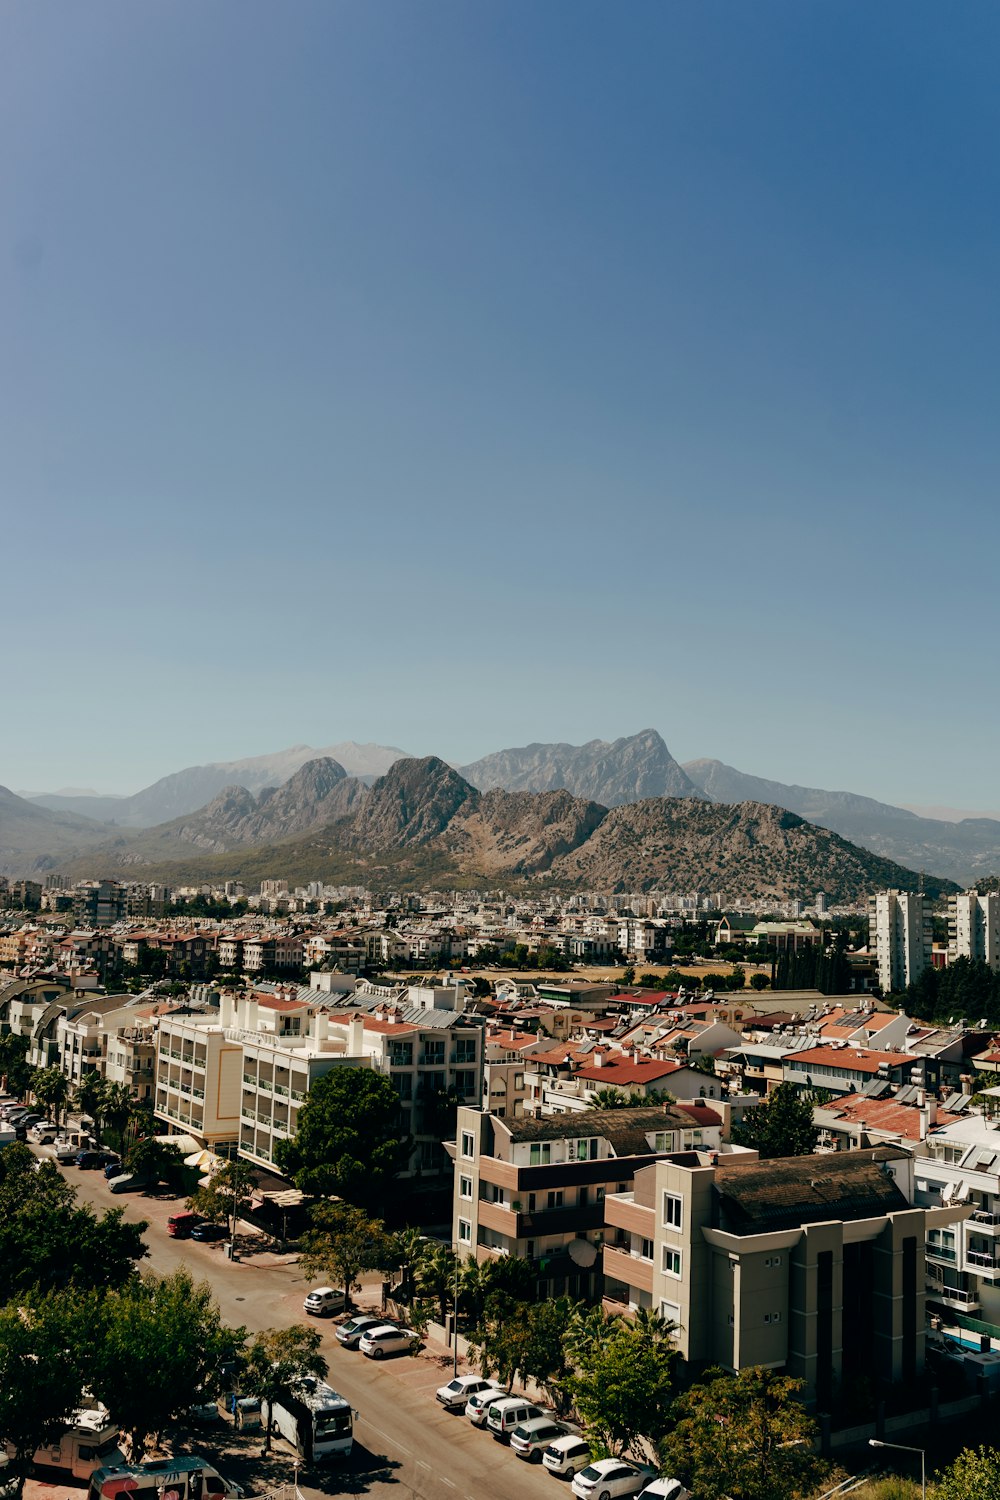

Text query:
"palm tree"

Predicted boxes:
[[102, 1082, 135, 1149], [393, 1226, 427, 1303], [565, 1303, 620, 1367], [416, 1243, 458, 1325], [75, 1073, 108, 1141], [457, 1254, 486, 1330], [31, 1067, 71, 1126]]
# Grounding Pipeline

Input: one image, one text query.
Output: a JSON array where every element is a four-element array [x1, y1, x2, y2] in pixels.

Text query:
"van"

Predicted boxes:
[[167, 1211, 201, 1238], [486, 1397, 545, 1442]]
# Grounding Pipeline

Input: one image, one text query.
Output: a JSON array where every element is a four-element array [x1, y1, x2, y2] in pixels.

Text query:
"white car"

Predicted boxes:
[[28, 1121, 58, 1143], [358, 1323, 419, 1359], [543, 1433, 595, 1478], [303, 1287, 347, 1318], [435, 1374, 501, 1412], [572, 1458, 657, 1500], [465, 1386, 509, 1426], [636, 1481, 691, 1500]]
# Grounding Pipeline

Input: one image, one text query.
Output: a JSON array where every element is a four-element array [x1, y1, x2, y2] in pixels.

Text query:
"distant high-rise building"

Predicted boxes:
[[949, 890, 1000, 970], [869, 890, 931, 994], [815, 892, 828, 916]]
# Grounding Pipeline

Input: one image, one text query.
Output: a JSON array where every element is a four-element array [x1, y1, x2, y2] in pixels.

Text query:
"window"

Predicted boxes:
[[547, 1190, 564, 1209], [461, 1131, 475, 1159], [459, 1175, 473, 1200], [764, 1254, 782, 1268], [663, 1192, 683, 1230], [652, 1132, 673, 1152], [662, 1247, 682, 1277], [458, 1218, 471, 1244], [453, 1038, 477, 1063], [763, 1312, 782, 1324], [570, 1137, 598, 1161], [640, 1238, 654, 1261], [529, 1142, 552, 1166], [660, 1299, 681, 1326]]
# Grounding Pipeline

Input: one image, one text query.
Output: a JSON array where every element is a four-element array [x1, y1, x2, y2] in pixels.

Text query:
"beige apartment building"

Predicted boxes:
[[450, 1105, 723, 1300], [602, 1146, 969, 1403], [154, 1008, 243, 1150]]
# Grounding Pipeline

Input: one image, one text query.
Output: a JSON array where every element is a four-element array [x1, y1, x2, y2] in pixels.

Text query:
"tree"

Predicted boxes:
[[588, 1087, 674, 1110], [0, 1143, 147, 1302], [89, 1270, 245, 1460], [0, 1289, 98, 1500], [275, 1068, 412, 1212], [731, 1083, 819, 1159], [935, 1445, 1000, 1500], [569, 1314, 677, 1459], [727, 965, 746, 991], [101, 1082, 138, 1150], [75, 1074, 109, 1141], [299, 1201, 396, 1309], [749, 973, 771, 991], [662, 1366, 822, 1500], [416, 1242, 459, 1325], [622, 967, 636, 986], [30, 1067, 70, 1126], [241, 1326, 327, 1454], [0, 1034, 32, 1098], [188, 1159, 257, 1240], [393, 1226, 429, 1303], [125, 1136, 185, 1189]]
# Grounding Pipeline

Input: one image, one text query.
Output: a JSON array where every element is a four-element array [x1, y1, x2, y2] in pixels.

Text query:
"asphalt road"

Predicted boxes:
[[52, 1156, 556, 1500]]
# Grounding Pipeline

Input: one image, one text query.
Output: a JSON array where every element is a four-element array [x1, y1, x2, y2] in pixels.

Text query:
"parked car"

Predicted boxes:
[[28, 1121, 57, 1143], [103, 1159, 124, 1179], [357, 1324, 419, 1360], [108, 1172, 148, 1193], [636, 1481, 691, 1500], [167, 1210, 202, 1238], [76, 1150, 115, 1169], [190, 1221, 228, 1241], [303, 1287, 347, 1318], [572, 1458, 657, 1500], [335, 1315, 386, 1349], [186, 1402, 223, 1425], [543, 1434, 595, 1479], [510, 1417, 572, 1462], [465, 1387, 509, 1426], [487, 1397, 546, 1443], [435, 1374, 501, 1412]]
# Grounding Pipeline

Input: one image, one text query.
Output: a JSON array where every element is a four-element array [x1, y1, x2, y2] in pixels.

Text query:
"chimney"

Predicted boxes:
[[311, 1012, 329, 1043], [919, 1107, 930, 1141], [926, 1099, 938, 1125], [348, 1016, 365, 1055], [916, 1088, 926, 1108], [219, 992, 235, 1029]]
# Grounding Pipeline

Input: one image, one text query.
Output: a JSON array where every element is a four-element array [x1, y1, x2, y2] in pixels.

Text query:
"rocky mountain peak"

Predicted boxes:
[[348, 756, 480, 849]]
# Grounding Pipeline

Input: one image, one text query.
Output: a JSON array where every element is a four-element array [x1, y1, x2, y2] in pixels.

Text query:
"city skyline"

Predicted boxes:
[[4, 3, 1000, 803]]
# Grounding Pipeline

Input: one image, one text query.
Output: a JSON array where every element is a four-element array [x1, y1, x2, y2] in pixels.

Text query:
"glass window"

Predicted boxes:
[[461, 1131, 475, 1158], [459, 1175, 473, 1199], [662, 1247, 682, 1277], [529, 1142, 552, 1165], [663, 1192, 683, 1229], [458, 1219, 471, 1243]]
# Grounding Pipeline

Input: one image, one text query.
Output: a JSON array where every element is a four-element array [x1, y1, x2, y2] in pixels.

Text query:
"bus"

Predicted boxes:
[[263, 1377, 354, 1462], [7, 1399, 122, 1481], [88, 1455, 244, 1500]]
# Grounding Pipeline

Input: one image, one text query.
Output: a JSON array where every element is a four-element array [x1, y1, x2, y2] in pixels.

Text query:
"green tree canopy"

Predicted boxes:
[[0, 1289, 98, 1500], [89, 1270, 245, 1460], [125, 1136, 185, 1188], [568, 1312, 677, 1459], [299, 1201, 396, 1309], [0, 1143, 147, 1302], [188, 1159, 257, 1239], [662, 1365, 822, 1500], [241, 1326, 327, 1454], [275, 1067, 412, 1210], [935, 1445, 1000, 1500], [0, 1034, 31, 1098], [730, 1083, 819, 1159]]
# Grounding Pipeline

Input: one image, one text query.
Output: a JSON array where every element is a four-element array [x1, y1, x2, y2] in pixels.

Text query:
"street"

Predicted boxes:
[[55, 1158, 555, 1500]]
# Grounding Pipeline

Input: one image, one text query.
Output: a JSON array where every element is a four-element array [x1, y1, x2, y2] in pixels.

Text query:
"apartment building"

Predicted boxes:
[[910, 1107, 1000, 1324], [154, 1007, 244, 1150], [950, 891, 1000, 970], [450, 1105, 722, 1300], [602, 1147, 967, 1402], [869, 890, 931, 994]]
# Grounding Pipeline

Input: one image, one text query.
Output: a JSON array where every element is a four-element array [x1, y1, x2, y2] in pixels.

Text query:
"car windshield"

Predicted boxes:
[[444, 1380, 463, 1393], [580, 1467, 602, 1481]]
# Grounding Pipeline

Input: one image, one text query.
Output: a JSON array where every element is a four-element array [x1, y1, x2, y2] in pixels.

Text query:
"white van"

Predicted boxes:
[[486, 1396, 545, 1442]]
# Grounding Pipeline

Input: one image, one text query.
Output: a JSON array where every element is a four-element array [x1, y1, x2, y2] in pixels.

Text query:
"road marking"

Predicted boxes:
[[355, 1417, 412, 1459]]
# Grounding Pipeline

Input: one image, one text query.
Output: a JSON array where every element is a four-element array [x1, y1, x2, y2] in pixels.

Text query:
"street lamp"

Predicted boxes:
[[869, 1438, 926, 1500], [453, 1256, 461, 1379]]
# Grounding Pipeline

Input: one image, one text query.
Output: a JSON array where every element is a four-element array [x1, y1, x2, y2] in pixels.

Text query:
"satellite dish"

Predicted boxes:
[[567, 1238, 598, 1268]]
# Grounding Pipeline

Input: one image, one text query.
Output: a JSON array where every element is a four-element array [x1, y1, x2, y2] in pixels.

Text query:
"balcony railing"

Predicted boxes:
[[931, 1285, 980, 1307], [972, 1210, 1000, 1227], [967, 1249, 1000, 1270], [927, 1244, 957, 1263]]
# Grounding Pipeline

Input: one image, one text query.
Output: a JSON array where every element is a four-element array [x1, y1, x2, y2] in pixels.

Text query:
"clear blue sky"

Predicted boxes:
[[3, 2, 999, 805]]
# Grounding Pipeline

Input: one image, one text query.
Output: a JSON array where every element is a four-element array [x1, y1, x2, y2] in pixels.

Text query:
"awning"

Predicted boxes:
[[251, 1187, 306, 1209], [185, 1148, 225, 1171]]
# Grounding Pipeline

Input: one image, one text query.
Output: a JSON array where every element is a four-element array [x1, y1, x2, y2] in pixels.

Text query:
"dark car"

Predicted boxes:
[[76, 1150, 116, 1169], [190, 1222, 227, 1242], [103, 1159, 124, 1179]]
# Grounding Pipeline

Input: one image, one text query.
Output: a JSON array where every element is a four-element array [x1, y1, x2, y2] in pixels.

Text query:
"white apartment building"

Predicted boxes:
[[950, 891, 1000, 970], [155, 1008, 244, 1149], [869, 890, 931, 994], [911, 1105, 1000, 1323]]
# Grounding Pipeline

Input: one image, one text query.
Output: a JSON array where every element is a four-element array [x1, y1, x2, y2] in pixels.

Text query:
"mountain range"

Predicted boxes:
[[5, 727, 998, 888], [4, 754, 955, 903]]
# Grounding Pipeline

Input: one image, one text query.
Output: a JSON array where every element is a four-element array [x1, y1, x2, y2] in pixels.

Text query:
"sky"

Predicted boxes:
[[3, 2, 1000, 805]]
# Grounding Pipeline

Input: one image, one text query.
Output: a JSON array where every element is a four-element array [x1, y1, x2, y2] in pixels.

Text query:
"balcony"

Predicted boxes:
[[604, 1193, 655, 1239], [930, 1285, 981, 1309], [477, 1198, 606, 1239], [603, 1244, 654, 1295], [967, 1249, 1000, 1270], [972, 1210, 1000, 1228], [927, 1244, 957, 1263]]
